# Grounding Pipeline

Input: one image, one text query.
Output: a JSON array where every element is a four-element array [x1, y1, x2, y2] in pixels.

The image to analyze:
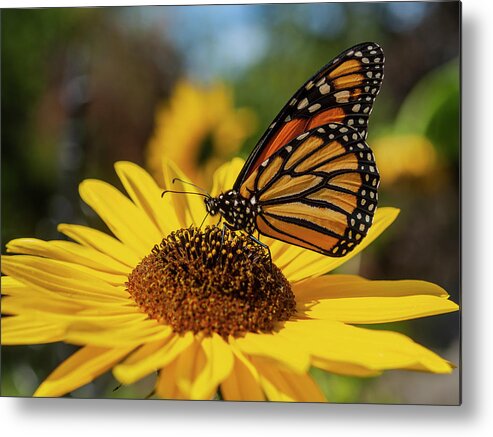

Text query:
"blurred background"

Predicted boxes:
[[1, 2, 460, 404]]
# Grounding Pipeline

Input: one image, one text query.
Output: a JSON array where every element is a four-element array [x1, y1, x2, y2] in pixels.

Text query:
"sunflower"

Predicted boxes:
[[146, 81, 256, 187], [372, 134, 438, 186], [1, 158, 458, 401]]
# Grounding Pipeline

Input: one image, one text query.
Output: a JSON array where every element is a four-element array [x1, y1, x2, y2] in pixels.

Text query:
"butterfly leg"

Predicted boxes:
[[248, 233, 273, 271], [199, 212, 210, 229], [221, 222, 230, 247], [220, 223, 272, 270]]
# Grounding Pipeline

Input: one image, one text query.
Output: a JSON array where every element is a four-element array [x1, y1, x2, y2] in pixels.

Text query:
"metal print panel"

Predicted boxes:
[[1, 1, 460, 405]]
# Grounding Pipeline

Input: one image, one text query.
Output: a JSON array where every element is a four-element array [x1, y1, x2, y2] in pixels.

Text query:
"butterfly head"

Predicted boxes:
[[204, 190, 240, 218], [204, 195, 220, 217]]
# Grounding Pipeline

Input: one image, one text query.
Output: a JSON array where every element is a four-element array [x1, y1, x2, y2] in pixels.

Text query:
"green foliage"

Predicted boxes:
[[311, 367, 369, 403], [1, 9, 93, 242], [395, 60, 460, 159]]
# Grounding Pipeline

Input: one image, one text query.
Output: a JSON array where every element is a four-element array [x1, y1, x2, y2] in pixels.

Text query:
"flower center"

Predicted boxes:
[[126, 226, 296, 338]]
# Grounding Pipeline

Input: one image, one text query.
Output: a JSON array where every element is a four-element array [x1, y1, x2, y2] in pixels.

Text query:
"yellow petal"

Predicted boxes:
[[4, 243, 128, 287], [281, 208, 400, 282], [269, 240, 309, 271], [305, 295, 458, 324], [294, 275, 450, 301], [113, 332, 193, 384], [293, 275, 458, 323], [1, 276, 46, 298], [64, 319, 172, 347], [210, 158, 244, 197], [0, 276, 26, 292], [2, 295, 85, 316], [2, 278, 132, 314], [155, 359, 188, 399], [79, 179, 162, 258], [221, 354, 265, 401], [4, 292, 144, 327], [190, 334, 234, 400], [1, 255, 129, 303], [251, 357, 326, 402], [58, 223, 139, 268], [34, 345, 134, 397], [1, 315, 66, 344], [4, 296, 147, 325], [175, 337, 207, 398], [114, 161, 182, 235], [232, 332, 310, 374], [6, 238, 130, 275], [0, 274, 134, 322], [162, 159, 206, 228], [281, 320, 453, 374], [311, 357, 381, 377], [155, 336, 206, 399]]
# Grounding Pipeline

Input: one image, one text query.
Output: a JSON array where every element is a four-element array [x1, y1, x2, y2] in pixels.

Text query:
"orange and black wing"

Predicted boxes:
[[239, 123, 379, 257], [234, 42, 384, 190]]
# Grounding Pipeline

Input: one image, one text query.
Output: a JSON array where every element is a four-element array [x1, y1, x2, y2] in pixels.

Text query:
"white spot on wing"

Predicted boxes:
[[319, 83, 331, 95], [297, 98, 309, 110], [334, 90, 350, 103]]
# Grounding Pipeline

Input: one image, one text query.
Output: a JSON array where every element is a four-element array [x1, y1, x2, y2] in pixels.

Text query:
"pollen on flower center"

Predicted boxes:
[[126, 226, 296, 338]]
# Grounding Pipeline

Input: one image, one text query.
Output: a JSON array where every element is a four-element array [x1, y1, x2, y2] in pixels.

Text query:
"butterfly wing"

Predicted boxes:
[[234, 42, 384, 191], [240, 123, 379, 257]]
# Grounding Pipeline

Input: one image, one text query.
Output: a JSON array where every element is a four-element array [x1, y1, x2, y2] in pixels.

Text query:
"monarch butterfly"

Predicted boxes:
[[175, 42, 383, 257]]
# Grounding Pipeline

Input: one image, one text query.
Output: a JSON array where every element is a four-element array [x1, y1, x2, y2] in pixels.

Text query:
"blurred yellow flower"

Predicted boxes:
[[372, 134, 438, 186], [147, 81, 256, 186], [2, 158, 458, 401]]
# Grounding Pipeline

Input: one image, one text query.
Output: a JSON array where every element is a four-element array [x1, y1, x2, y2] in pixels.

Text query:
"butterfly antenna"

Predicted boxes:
[[161, 189, 209, 198], [172, 178, 210, 197]]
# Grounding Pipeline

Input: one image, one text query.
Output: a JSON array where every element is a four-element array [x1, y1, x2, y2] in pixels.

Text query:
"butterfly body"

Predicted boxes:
[[205, 190, 260, 234], [203, 42, 384, 257]]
